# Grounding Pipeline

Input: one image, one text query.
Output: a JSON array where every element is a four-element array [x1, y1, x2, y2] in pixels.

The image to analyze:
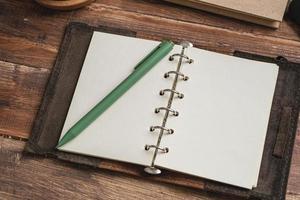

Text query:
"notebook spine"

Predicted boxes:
[[144, 41, 194, 175]]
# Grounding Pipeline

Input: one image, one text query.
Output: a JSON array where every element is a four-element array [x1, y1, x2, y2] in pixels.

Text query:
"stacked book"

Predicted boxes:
[[165, 0, 289, 28]]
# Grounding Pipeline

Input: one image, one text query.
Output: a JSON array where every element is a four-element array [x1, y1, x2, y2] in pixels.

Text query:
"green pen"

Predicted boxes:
[[57, 40, 174, 147]]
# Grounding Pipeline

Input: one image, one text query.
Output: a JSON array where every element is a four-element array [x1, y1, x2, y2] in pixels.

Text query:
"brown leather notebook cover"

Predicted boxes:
[[26, 22, 300, 200]]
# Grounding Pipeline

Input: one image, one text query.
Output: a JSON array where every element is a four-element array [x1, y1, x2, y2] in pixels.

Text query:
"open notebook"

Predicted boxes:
[[58, 31, 278, 189]]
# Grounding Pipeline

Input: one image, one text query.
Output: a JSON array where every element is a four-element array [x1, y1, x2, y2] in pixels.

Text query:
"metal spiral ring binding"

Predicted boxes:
[[144, 41, 193, 175], [164, 71, 189, 81], [169, 54, 194, 64], [159, 89, 184, 99], [150, 126, 174, 134], [155, 107, 179, 116], [145, 145, 169, 153]]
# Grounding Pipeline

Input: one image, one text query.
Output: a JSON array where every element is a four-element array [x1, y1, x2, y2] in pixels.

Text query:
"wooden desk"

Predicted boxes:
[[0, 1, 299, 199]]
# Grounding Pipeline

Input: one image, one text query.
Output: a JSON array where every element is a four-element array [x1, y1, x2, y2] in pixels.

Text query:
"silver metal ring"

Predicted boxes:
[[144, 166, 161, 175], [164, 71, 189, 81], [155, 107, 179, 116], [181, 41, 193, 49], [144, 144, 169, 153], [159, 89, 184, 99], [169, 54, 194, 64], [150, 126, 174, 134]]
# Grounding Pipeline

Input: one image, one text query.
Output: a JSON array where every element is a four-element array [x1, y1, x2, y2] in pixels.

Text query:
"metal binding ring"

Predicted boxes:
[[144, 166, 161, 175], [145, 145, 169, 153], [144, 41, 193, 176], [155, 107, 179, 116], [159, 89, 184, 99], [150, 126, 174, 134], [181, 41, 193, 49], [164, 71, 189, 81], [169, 53, 194, 64]]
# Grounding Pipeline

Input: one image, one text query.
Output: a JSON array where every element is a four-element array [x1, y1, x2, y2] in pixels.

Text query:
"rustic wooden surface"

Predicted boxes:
[[0, 0, 299, 199]]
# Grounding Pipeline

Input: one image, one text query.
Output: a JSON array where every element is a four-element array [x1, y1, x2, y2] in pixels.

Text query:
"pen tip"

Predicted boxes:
[[56, 143, 62, 148], [56, 139, 66, 148]]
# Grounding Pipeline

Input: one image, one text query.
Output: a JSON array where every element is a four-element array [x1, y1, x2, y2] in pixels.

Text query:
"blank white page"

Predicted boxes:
[[58, 32, 175, 166], [156, 47, 278, 189]]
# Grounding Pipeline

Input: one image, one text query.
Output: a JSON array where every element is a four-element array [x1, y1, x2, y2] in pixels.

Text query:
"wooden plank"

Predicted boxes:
[[286, 194, 300, 200], [93, 0, 300, 41], [0, 0, 71, 68], [0, 137, 231, 200], [0, 0, 69, 45], [0, 32, 58, 69], [0, 61, 50, 138], [0, 135, 299, 199], [72, 6, 300, 62], [1, 0, 300, 69]]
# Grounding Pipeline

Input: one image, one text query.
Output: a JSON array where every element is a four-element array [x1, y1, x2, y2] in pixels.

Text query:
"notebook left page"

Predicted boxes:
[[58, 32, 171, 166]]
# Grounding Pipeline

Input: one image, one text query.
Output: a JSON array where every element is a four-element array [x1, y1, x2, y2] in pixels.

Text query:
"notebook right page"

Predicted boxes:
[[156, 47, 278, 189]]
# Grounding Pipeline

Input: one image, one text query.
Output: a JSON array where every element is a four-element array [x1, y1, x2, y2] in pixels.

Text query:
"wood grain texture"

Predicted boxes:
[[0, 0, 71, 68], [0, 137, 232, 200], [94, 0, 300, 41], [72, 5, 300, 62], [0, 126, 299, 200], [0, 0, 300, 199], [1, 0, 300, 69], [0, 61, 50, 138]]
